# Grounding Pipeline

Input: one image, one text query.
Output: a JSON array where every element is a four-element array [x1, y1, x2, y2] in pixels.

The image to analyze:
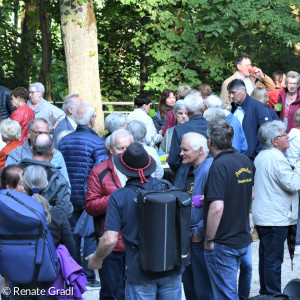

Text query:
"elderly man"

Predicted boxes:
[[253, 120, 300, 295], [179, 132, 213, 300], [59, 103, 106, 288], [87, 142, 182, 299], [168, 90, 208, 187], [5, 118, 69, 184], [204, 119, 254, 300], [228, 79, 271, 160], [53, 94, 83, 148], [28, 82, 65, 131], [85, 129, 132, 299], [20, 133, 73, 217], [203, 94, 248, 153], [220, 53, 275, 108]]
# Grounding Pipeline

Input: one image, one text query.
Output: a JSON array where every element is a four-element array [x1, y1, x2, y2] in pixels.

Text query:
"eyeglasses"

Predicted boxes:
[[29, 91, 40, 94], [30, 129, 49, 135], [275, 133, 288, 139], [287, 82, 297, 86]]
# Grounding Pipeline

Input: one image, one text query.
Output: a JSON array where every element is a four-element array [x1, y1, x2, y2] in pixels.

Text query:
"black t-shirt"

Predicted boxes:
[[204, 150, 253, 249]]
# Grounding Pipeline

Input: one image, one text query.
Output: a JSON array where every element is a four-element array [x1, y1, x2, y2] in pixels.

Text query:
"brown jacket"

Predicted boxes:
[[220, 71, 275, 108]]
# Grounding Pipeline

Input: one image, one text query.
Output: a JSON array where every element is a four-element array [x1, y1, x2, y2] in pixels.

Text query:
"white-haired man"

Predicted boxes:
[[53, 94, 83, 148], [180, 132, 214, 299], [28, 82, 65, 131], [168, 90, 208, 187], [59, 103, 107, 288]]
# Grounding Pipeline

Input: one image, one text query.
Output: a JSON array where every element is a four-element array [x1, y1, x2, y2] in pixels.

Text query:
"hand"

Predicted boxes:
[[274, 105, 279, 112], [253, 66, 264, 78], [85, 253, 103, 270], [191, 232, 202, 243], [204, 241, 215, 250]]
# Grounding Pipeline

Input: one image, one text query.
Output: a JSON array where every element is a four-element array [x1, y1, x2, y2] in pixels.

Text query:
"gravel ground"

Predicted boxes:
[[83, 240, 300, 300]]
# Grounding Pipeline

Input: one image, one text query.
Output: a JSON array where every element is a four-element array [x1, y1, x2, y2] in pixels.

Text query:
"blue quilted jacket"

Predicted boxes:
[[59, 126, 107, 206]]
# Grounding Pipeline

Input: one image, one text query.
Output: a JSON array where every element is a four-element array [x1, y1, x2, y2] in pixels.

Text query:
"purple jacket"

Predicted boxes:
[[47, 244, 87, 299]]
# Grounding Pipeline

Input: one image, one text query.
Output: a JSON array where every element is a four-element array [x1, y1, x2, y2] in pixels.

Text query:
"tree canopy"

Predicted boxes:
[[0, 0, 299, 105]]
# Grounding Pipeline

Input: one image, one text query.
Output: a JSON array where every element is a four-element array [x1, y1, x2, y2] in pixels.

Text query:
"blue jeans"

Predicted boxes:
[[239, 244, 252, 300], [70, 205, 97, 283], [256, 225, 289, 295], [204, 242, 248, 300], [182, 241, 213, 299], [99, 251, 125, 300], [125, 272, 182, 300]]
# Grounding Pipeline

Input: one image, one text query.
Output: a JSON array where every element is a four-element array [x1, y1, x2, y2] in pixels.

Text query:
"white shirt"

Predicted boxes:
[[237, 72, 254, 96], [67, 116, 77, 130], [233, 106, 245, 125]]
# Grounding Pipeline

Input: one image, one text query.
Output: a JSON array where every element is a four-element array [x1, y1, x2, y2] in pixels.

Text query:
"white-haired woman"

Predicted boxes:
[[0, 119, 22, 169], [276, 71, 300, 132]]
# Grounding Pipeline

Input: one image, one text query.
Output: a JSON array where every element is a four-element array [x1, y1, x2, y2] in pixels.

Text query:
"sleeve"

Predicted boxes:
[[52, 150, 70, 186], [59, 211, 75, 257], [167, 127, 182, 172], [55, 183, 73, 218], [257, 103, 272, 126], [5, 155, 18, 167], [206, 164, 227, 202], [261, 74, 276, 91], [104, 193, 122, 233], [162, 110, 176, 136], [85, 168, 111, 216], [5, 90, 15, 115], [152, 115, 160, 133], [150, 151, 164, 179], [10, 110, 21, 124], [220, 80, 230, 109], [94, 140, 108, 166], [274, 159, 300, 193], [51, 105, 65, 128]]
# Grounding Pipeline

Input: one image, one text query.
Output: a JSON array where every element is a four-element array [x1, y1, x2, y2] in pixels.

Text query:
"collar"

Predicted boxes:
[[67, 116, 77, 130], [213, 149, 235, 160]]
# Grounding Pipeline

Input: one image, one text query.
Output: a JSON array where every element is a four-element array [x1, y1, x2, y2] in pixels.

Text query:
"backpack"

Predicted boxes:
[[127, 179, 192, 272], [0, 190, 60, 284]]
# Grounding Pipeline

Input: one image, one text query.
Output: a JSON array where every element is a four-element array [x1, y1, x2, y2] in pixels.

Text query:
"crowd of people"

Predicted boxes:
[[0, 53, 300, 300]]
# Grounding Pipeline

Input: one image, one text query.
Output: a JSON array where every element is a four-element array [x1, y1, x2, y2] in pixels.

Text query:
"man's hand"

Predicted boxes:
[[191, 232, 202, 243], [204, 241, 215, 250], [253, 67, 264, 78], [86, 253, 103, 270]]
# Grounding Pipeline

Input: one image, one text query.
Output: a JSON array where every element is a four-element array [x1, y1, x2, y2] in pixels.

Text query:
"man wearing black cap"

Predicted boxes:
[[87, 142, 182, 299]]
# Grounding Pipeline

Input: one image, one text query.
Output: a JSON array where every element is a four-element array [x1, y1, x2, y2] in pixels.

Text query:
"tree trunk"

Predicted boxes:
[[140, 15, 148, 94], [14, 0, 38, 87], [60, 0, 104, 135], [39, 0, 52, 101]]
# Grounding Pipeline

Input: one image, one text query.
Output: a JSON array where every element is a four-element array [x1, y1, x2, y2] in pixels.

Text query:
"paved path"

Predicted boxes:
[[83, 241, 300, 299]]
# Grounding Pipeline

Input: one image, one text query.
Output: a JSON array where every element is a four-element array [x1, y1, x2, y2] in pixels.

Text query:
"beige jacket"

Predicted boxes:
[[220, 71, 275, 108]]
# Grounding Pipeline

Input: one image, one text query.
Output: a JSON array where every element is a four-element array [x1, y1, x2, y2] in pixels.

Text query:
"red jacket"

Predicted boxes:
[[162, 109, 176, 136], [85, 156, 125, 252]]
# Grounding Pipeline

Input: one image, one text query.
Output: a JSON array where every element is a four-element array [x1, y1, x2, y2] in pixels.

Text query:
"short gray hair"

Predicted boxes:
[[203, 107, 226, 122], [182, 132, 209, 156], [207, 119, 233, 150], [29, 82, 45, 94], [110, 129, 133, 147], [258, 120, 286, 149], [32, 133, 54, 157], [184, 90, 204, 115], [204, 94, 222, 108], [73, 104, 95, 126], [0, 119, 21, 140], [126, 120, 146, 142], [285, 71, 300, 87], [62, 94, 79, 114], [177, 85, 191, 100], [173, 100, 186, 114], [28, 118, 49, 131], [105, 113, 127, 133]]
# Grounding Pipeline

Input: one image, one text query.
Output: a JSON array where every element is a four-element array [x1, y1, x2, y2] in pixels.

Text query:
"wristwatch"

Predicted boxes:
[[204, 236, 214, 243]]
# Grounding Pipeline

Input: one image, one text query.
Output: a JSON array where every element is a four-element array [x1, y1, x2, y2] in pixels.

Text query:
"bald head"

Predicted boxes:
[[32, 133, 54, 162]]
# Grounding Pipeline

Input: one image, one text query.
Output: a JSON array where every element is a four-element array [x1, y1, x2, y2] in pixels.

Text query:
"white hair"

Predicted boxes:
[[204, 94, 222, 108], [29, 82, 45, 94], [73, 104, 95, 126], [182, 132, 209, 155]]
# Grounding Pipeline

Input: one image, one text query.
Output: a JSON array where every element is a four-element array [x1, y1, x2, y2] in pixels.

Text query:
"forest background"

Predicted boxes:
[[0, 0, 300, 131]]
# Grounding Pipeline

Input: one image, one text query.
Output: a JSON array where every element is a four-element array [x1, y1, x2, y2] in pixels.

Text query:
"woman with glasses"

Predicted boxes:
[[275, 71, 300, 132]]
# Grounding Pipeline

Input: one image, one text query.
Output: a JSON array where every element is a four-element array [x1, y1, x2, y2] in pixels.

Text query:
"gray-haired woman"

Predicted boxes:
[[159, 100, 189, 154]]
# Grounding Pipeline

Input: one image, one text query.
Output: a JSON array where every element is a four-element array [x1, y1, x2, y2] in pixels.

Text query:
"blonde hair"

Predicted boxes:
[[251, 87, 269, 107], [0, 119, 21, 141]]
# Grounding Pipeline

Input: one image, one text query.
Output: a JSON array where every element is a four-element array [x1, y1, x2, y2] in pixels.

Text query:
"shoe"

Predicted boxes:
[[294, 245, 300, 255], [86, 280, 101, 290]]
